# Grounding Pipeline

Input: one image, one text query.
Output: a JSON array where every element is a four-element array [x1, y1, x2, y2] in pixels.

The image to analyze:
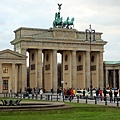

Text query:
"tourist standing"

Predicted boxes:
[[109, 89, 113, 103], [103, 87, 106, 101]]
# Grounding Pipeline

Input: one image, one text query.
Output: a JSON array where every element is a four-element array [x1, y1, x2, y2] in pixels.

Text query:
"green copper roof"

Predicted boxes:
[[104, 61, 120, 65]]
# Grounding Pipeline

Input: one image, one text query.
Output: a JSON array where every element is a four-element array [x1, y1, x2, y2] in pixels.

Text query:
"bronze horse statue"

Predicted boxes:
[[66, 17, 74, 28], [53, 12, 63, 28], [62, 17, 69, 28], [53, 12, 74, 28]]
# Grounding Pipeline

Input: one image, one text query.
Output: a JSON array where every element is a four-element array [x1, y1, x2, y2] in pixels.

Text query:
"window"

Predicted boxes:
[[3, 80, 8, 90], [45, 64, 50, 70], [3, 67, 8, 73], [31, 64, 35, 70], [91, 65, 96, 71], [65, 65, 68, 70], [77, 65, 83, 71]]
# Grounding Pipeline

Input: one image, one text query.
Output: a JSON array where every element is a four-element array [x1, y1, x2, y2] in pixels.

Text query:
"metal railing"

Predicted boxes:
[[0, 93, 120, 107]]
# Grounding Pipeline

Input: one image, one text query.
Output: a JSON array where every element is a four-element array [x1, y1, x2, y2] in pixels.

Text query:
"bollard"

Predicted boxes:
[[86, 96, 88, 104], [63, 95, 64, 102], [51, 95, 52, 101], [77, 96, 79, 103], [57, 94, 58, 101], [36, 94, 38, 99], [95, 97, 97, 104], [40, 94, 42, 100], [28, 94, 30, 99], [21, 93, 22, 99], [105, 97, 107, 105], [32, 94, 34, 99], [117, 97, 119, 106], [69, 96, 71, 102], [46, 95, 47, 100], [48, 95, 50, 100]]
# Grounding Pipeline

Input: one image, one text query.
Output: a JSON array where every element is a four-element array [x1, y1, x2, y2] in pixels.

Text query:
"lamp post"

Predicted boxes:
[[85, 25, 95, 99]]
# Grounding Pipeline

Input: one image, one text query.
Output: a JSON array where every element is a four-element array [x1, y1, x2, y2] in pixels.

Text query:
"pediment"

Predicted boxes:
[[0, 49, 27, 60]]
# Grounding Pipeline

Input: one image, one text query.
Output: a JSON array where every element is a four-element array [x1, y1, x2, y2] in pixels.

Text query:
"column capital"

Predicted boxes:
[[37, 49, 42, 51], [52, 49, 57, 52], [99, 51, 104, 53], [21, 48, 26, 50], [105, 67, 109, 71]]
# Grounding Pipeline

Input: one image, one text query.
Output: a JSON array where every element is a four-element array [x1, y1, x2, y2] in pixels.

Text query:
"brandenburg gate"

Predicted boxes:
[[10, 26, 107, 92], [10, 5, 107, 92]]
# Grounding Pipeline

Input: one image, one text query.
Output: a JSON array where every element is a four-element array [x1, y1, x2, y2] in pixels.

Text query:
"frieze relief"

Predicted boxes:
[[54, 31, 75, 38], [24, 41, 102, 50]]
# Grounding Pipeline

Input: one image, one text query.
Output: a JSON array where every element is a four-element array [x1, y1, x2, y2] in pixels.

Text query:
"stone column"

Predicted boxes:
[[106, 69, 108, 88], [52, 50, 57, 92], [72, 51, 77, 89], [0, 63, 2, 93], [99, 52, 103, 90], [113, 70, 116, 88], [37, 49, 42, 88], [119, 69, 120, 89], [22, 63, 27, 92], [85, 51, 90, 88], [18, 64, 22, 92], [21, 48, 26, 91], [12, 63, 15, 92], [61, 53, 63, 88], [43, 51, 45, 89]]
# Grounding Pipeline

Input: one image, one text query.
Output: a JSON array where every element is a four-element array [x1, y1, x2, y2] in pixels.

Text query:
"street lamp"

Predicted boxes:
[[85, 25, 95, 99]]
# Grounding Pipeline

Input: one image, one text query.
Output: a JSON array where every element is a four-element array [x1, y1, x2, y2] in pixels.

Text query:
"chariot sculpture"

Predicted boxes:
[[53, 4, 74, 29]]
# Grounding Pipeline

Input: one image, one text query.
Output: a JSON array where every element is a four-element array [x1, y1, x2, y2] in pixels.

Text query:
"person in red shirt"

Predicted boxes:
[[99, 89, 102, 101], [70, 88, 74, 100]]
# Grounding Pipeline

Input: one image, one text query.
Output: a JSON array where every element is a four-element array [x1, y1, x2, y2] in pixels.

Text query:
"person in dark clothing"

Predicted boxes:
[[114, 89, 118, 103], [96, 88, 99, 97], [109, 89, 113, 103], [103, 87, 106, 101], [67, 88, 70, 96], [57, 88, 60, 95], [66, 88, 70, 99], [96, 88, 100, 101], [83, 88, 85, 99], [51, 88, 54, 94]]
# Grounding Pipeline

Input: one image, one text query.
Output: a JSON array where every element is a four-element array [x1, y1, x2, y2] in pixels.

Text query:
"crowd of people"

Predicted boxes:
[[103, 87, 120, 102], [57, 87, 120, 102], [22, 86, 120, 102], [23, 87, 43, 97]]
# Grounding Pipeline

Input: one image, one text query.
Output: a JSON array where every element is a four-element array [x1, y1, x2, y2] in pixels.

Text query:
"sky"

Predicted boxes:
[[0, 0, 120, 61]]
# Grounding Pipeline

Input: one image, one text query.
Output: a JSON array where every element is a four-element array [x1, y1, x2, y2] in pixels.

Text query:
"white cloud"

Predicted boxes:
[[0, 0, 120, 61]]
